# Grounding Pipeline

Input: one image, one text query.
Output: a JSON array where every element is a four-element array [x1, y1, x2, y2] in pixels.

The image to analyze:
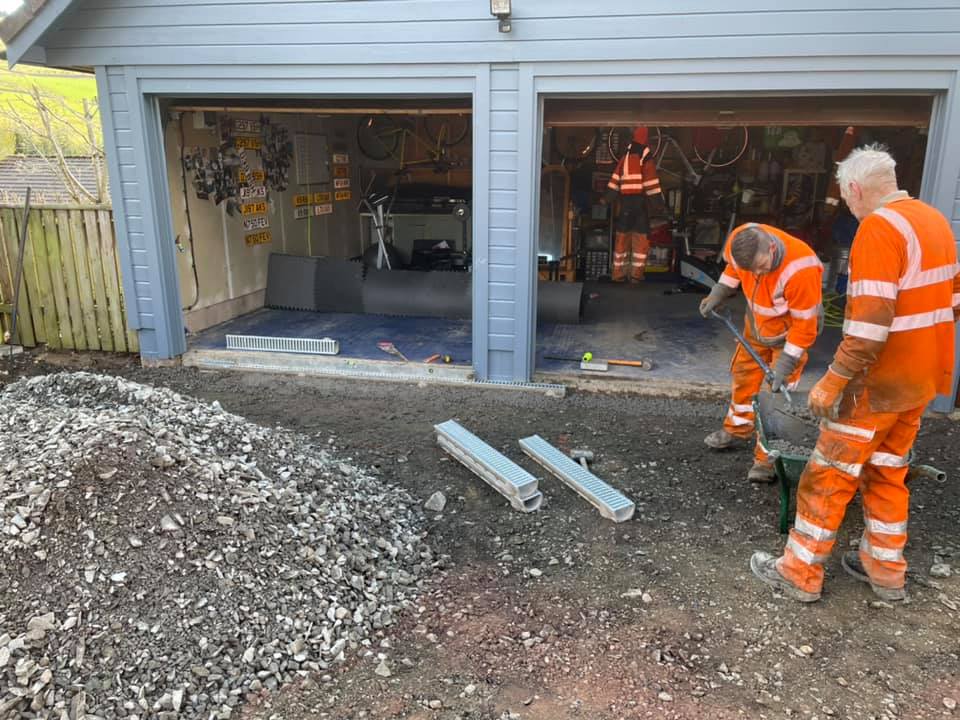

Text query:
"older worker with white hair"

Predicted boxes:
[[751, 144, 960, 604]]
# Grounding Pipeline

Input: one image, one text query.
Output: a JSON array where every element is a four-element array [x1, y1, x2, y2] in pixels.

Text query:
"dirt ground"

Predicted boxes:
[[4, 351, 960, 720]]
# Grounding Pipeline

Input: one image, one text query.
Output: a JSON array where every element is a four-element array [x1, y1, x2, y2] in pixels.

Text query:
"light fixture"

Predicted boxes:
[[491, 0, 512, 33]]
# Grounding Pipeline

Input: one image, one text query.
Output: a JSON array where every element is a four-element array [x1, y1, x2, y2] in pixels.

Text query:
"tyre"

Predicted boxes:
[[357, 115, 401, 161], [424, 114, 470, 147]]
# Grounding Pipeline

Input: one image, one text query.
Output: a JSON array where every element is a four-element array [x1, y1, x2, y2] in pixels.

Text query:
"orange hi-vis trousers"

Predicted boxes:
[[612, 232, 650, 282], [722, 330, 807, 463], [777, 396, 923, 594]]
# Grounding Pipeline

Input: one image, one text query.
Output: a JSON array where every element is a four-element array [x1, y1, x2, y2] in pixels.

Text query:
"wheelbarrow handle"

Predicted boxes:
[[710, 310, 792, 404]]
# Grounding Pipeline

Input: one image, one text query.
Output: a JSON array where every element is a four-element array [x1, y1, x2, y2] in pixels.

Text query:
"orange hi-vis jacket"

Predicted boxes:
[[718, 224, 824, 359], [833, 193, 960, 412], [607, 145, 662, 197]]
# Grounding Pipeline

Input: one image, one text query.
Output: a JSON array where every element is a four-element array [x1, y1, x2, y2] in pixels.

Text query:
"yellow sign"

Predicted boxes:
[[235, 137, 262, 150], [312, 192, 331, 204], [293, 194, 310, 207], [239, 171, 265, 183], [241, 202, 268, 216], [335, 190, 352, 201], [333, 166, 349, 178], [245, 231, 272, 246]]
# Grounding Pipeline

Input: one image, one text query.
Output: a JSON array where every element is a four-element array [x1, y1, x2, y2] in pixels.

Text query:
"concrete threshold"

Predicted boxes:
[[183, 348, 566, 396]]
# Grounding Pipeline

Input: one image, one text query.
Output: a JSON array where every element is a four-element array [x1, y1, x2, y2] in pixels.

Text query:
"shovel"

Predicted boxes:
[[377, 341, 408, 362], [710, 310, 793, 404]]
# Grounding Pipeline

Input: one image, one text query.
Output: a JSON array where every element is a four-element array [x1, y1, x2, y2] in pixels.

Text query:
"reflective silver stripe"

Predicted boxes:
[[848, 280, 898, 300], [731, 403, 754, 413], [642, 179, 660, 188], [810, 449, 862, 477], [789, 305, 819, 320], [794, 515, 836, 542], [749, 301, 786, 317], [719, 274, 740, 289], [787, 536, 829, 565], [782, 341, 804, 358], [902, 263, 958, 290], [868, 451, 909, 468], [860, 537, 904, 563], [725, 410, 752, 427], [865, 517, 908, 535], [873, 207, 921, 289], [889, 307, 954, 332], [774, 255, 823, 298], [823, 420, 875, 441], [843, 319, 890, 342]]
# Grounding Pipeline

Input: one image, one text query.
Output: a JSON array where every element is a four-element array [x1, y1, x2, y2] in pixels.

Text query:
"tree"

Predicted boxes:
[[0, 83, 106, 203]]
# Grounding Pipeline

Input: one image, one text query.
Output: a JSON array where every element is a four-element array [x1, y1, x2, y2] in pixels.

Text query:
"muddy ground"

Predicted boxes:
[[4, 352, 960, 720]]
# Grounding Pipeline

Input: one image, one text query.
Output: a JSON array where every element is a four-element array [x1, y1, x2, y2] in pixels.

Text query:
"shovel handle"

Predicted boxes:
[[710, 310, 792, 404]]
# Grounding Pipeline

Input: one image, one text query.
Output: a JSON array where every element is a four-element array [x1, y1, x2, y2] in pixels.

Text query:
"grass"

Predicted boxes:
[[0, 56, 100, 157]]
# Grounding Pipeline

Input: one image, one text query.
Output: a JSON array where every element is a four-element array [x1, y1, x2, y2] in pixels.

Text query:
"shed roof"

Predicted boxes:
[[0, 154, 107, 205], [0, 1, 51, 44]]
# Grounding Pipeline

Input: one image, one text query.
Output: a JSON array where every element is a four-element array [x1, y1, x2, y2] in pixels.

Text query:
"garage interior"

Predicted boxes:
[[163, 97, 485, 373], [535, 94, 933, 385]]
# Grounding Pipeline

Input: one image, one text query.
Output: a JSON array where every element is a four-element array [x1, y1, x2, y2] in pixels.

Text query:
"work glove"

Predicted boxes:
[[699, 283, 737, 318], [807, 365, 852, 420], [769, 350, 800, 392]]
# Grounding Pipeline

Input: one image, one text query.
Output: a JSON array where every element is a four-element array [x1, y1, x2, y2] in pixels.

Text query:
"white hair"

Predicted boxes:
[[835, 143, 897, 191]]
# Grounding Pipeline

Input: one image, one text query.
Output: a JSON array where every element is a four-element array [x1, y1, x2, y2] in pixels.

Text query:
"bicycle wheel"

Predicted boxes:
[[357, 115, 401, 161], [553, 126, 598, 163], [693, 126, 749, 168], [424, 114, 471, 147], [606, 126, 662, 162]]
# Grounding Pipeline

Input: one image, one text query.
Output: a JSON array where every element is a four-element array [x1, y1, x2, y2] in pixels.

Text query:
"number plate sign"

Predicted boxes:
[[245, 231, 272, 246], [243, 216, 269, 231], [335, 190, 352, 201], [332, 153, 349, 164], [235, 137, 262, 150], [234, 119, 262, 134], [241, 202, 268, 216], [294, 206, 310, 220], [333, 178, 350, 189], [293, 194, 310, 207], [240, 186, 267, 200], [312, 192, 331, 204], [313, 204, 333, 216], [333, 166, 349, 178], [239, 170, 265, 184]]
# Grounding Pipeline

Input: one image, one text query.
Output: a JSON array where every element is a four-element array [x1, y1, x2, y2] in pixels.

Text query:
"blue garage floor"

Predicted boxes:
[[189, 280, 839, 388]]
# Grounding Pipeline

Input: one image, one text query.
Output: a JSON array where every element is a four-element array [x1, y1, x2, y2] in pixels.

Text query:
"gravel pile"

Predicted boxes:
[[0, 372, 434, 720]]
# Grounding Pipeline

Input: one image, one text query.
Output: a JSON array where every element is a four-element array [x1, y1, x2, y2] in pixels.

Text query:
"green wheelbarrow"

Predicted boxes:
[[754, 392, 946, 534]]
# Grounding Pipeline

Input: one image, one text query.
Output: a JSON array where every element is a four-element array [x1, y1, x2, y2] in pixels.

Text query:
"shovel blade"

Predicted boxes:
[[756, 391, 819, 446]]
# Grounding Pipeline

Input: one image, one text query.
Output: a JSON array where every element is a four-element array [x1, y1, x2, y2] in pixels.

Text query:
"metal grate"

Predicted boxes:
[[435, 420, 542, 513], [519, 435, 635, 522], [225, 334, 340, 356]]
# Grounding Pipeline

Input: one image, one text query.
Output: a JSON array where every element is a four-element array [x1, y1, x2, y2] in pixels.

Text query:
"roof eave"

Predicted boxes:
[[1, 0, 76, 68]]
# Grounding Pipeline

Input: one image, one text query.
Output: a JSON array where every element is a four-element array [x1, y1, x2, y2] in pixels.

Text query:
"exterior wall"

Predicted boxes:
[[51, 2, 960, 394]]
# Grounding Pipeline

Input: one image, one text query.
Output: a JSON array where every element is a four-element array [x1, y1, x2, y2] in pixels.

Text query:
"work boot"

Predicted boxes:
[[747, 460, 777, 483], [750, 551, 821, 603], [841, 551, 907, 602], [703, 429, 743, 450]]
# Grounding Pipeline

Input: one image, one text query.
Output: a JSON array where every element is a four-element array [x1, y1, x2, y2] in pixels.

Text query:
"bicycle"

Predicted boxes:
[[356, 114, 470, 171]]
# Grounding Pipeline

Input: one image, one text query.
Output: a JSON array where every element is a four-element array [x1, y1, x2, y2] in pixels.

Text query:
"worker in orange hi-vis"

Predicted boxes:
[[752, 144, 960, 603], [698, 223, 823, 482], [602, 127, 668, 282]]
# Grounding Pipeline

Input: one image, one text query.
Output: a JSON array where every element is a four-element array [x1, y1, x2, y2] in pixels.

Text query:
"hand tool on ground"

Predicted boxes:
[[710, 309, 792, 404], [377, 341, 408, 362], [545, 353, 654, 371], [570, 449, 594, 470], [424, 353, 453, 364]]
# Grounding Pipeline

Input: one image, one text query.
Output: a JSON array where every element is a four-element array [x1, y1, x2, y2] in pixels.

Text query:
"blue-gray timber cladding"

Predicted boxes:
[[7, 1, 960, 406]]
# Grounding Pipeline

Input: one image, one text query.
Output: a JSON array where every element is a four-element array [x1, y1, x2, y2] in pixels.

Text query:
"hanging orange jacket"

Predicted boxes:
[[607, 145, 662, 197], [833, 194, 959, 412], [718, 224, 823, 359]]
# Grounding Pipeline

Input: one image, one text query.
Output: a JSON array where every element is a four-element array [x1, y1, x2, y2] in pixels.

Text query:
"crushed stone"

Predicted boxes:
[[0, 372, 434, 720]]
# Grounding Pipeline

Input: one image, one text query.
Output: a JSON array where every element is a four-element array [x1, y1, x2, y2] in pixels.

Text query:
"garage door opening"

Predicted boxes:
[[535, 94, 933, 386], [160, 97, 475, 377]]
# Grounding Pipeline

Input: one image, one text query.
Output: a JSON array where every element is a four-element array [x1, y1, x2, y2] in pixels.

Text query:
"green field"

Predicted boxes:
[[0, 59, 100, 157]]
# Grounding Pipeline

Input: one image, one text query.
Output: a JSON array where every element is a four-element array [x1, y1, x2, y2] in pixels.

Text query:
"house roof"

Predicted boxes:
[[0, 155, 108, 205], [0, 0, 51, 45]]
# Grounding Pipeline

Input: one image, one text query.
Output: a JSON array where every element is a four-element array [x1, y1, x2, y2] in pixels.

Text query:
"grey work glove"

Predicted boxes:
[[699, 282, 737, 318], [770, 350, 801, 392]]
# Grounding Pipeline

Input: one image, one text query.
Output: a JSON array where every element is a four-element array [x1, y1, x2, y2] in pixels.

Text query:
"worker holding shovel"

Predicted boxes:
[[751, 145, 960, 603], [699, 223, 823, 482]]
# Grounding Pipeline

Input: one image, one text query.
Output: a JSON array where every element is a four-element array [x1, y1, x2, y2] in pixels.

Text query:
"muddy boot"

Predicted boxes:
[[841, 551, 907, 602], [747, 460, 777, 483], [750, 551, 821, 603], [703, 429, 742, 450]]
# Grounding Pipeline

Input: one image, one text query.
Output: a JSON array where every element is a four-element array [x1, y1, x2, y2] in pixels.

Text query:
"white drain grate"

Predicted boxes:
[[225, 334, 340, 356]]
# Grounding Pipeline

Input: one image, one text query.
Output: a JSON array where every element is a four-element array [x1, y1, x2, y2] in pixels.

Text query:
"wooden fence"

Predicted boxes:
[[0, 205, 139, 353]]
